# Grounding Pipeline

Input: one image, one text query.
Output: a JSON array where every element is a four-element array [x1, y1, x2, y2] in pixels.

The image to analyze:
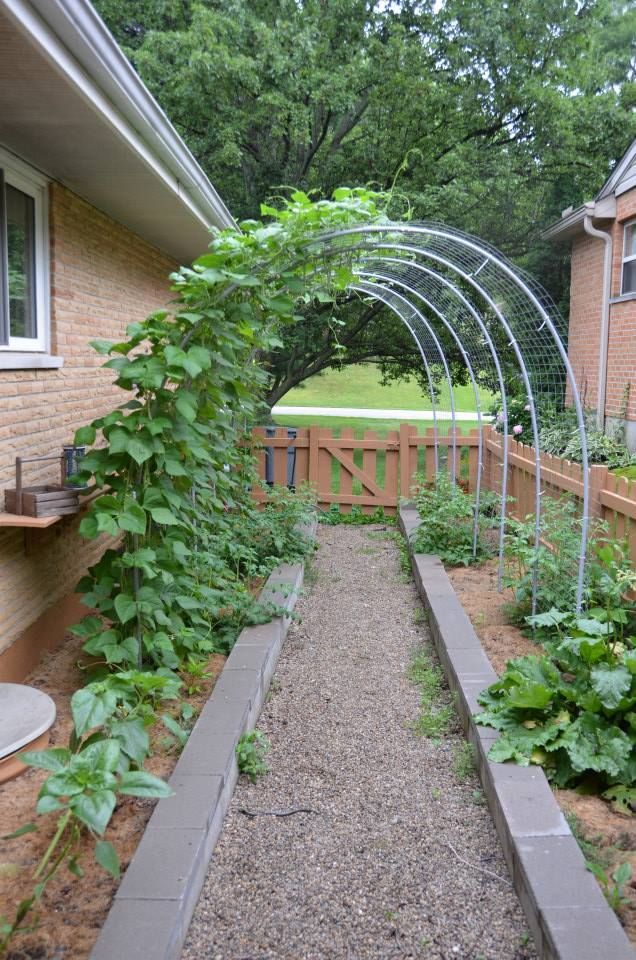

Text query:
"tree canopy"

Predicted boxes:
[[94, 0, 636, 404]]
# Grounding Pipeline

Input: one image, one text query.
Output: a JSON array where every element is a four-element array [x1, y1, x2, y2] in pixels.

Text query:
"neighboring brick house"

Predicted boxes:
[[0, 0, 234, 680], [544, 139, 636, 450]]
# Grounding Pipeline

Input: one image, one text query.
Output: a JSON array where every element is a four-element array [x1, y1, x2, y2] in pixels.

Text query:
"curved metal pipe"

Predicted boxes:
[[357, 269, 484, 557], [350, 284, 441, 474], [357, 253, 510, 586], [317, 223, 589, 610], [355, 279, 458, 483]]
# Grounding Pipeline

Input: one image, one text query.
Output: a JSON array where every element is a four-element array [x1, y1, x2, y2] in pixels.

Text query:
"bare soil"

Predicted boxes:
[[0, 636, 225, 960], [447, 558, 636, 944]]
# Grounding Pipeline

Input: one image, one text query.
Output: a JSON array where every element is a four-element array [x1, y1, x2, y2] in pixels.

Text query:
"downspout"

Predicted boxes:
[[583, 215, 613, 431]]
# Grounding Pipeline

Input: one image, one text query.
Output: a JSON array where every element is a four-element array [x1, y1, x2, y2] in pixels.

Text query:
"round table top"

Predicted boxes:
[[0, 683, 56, 760]]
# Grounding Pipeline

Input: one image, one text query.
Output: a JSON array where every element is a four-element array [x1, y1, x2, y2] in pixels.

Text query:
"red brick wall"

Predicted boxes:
[[0, 182, 177, 660], [605, 192, 636, 420], [567, 233, 604, 410], [567, 190, 636, 422]]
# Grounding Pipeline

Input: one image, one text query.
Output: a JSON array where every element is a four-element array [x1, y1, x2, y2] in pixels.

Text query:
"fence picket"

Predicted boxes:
[[247, 424, 636, 562]]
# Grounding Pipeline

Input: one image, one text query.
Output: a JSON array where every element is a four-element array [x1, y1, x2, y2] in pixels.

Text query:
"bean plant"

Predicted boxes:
[[0, 187, 386, 955]]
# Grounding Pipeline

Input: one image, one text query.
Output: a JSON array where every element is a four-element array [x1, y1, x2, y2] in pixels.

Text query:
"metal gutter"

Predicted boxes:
[[541, 197, 616, 242], [1, 0, 236, 233], [583, 216, 613, 431]]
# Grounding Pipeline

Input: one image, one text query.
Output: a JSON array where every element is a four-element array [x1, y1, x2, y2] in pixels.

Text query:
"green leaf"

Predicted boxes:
[[68, 857, 84, 878], [36, 795, 64, 815], [175, 394, 197, 422], [79, 738, 121, 772], [603, 784, 636, 815], [613, 862, 632, 886], [114, 593, 137, 624], [560, 714, 632, 778], [590, 664, 632, 710], [79, 514, 99, 539], [2, 822, 38, 840], [118, 502, 147, 535], [110, 718, 149, 765], [95, 840, 120, 879], [20, 748, 71, 772], [95, 512, 119, 536], [71, 687, 118, 735], [90, 339, 114, 355], [74, 425, 96, 446], [71, 790, 116, 835], [149, 507, 180, 526], [118, 771, 173, 798], [126, 436, 154, 465]]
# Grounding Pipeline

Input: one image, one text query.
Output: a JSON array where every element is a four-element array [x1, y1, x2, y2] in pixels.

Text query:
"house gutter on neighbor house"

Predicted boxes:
[[543, 198, 616, 433], [583, 215, 612, 432]]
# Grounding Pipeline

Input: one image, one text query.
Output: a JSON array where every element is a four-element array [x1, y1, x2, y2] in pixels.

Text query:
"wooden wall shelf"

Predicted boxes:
[[0, 512, 61, 528]]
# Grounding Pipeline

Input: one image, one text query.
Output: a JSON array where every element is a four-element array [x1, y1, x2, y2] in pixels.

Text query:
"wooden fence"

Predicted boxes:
[[251, 424, 636, 559]]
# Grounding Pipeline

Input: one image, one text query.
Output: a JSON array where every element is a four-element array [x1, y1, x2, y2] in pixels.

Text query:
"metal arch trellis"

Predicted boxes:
[[354, 254, 511, 587], [355, 276, 487, 558], [295, 221, 592, 614]]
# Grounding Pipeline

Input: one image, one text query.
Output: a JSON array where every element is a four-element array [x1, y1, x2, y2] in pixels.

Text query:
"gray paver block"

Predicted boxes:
[[399, 504, 636, 960], [89, 898, 183, 960], [488, 762, 570, 839], [194, 692, 250, 735], [540, 906, 636, 960], [225, 642, 270, 674], [212, 667, 261, 703], [515, 836, 608, 910], [236, 622, 281, 646], [116, 827, 206, 901], [172, 731, 238, 778], [445, 645, 498, 678], [149, 774, 223, 831]]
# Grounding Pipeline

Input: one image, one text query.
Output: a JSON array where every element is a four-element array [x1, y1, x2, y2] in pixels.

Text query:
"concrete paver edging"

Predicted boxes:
[[398, 504, 635, 960], [89, 521, 316, 960]]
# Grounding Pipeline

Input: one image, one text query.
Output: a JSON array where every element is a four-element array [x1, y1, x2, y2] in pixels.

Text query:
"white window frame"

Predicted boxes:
[[621, 219, 636, 296], [0, 147, 50, 354]]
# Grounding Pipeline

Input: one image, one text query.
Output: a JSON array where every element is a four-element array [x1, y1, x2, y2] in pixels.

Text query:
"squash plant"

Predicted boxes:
[[0, 188, 385, 954]]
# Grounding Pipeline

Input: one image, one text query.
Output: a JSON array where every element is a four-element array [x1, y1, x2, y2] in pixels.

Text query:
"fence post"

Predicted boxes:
[[588, 464, 609, 519], [308, 425, 319, 497], [399, 423, 412, 499]]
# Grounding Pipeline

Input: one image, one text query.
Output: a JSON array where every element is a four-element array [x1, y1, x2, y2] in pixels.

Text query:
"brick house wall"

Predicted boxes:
[[0, 182, 177, 678], [568, 189, 636, 427], [567, 234, 604, 411]]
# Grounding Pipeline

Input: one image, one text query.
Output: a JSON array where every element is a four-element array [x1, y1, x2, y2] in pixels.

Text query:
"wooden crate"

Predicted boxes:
[[5, 485, 80, 518]]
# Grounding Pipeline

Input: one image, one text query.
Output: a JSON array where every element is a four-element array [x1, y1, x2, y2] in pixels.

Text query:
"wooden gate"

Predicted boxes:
[[251, 425, 481, 513]]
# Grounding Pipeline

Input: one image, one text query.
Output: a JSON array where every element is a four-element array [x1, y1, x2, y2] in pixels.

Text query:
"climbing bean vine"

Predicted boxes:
[[1, 188, 386, 953]]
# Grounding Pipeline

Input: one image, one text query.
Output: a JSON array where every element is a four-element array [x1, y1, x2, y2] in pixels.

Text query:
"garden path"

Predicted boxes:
[[182, 525, 535, 960]]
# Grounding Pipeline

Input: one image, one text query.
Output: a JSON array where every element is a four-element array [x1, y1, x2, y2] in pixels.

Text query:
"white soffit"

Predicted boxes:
[[0, 0, 235, 263]]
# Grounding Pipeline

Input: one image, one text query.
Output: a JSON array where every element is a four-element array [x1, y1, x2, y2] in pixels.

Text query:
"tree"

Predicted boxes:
[[94, 0, 636, 403]]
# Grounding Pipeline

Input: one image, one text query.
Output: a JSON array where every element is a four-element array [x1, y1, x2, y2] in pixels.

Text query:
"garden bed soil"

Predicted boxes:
[[0, 635, 225, 960], [447, 558, 636, 945]]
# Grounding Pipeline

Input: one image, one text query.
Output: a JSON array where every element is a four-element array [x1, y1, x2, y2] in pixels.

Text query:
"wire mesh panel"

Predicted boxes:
[[292, 221, 592, 611]]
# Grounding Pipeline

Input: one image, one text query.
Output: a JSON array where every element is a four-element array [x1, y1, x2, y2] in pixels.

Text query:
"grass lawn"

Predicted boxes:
[[280, 363, 494, 412], [272, 414, 480, 437]]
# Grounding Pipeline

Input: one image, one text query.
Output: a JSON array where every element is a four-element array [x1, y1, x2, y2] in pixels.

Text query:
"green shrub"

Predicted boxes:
[[410, 473, 493, 567], [478, 543, 636, 801]]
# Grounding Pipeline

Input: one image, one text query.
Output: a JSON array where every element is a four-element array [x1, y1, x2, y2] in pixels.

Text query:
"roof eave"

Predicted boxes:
[[2, 0, 236, 237], [542, 197, 616, 242]]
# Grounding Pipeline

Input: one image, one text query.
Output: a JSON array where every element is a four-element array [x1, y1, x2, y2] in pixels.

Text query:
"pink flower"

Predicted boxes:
[[513, 424, 523, 435], [496, 411, 504, 423]]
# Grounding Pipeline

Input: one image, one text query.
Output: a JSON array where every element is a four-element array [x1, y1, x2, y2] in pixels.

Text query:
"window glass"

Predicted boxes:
[[622, 258, 636, 295], [6, 183, 36, 339]]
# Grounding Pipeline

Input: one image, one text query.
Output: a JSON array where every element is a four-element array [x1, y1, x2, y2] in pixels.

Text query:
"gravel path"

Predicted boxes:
[[183, 525, 536, 960]]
